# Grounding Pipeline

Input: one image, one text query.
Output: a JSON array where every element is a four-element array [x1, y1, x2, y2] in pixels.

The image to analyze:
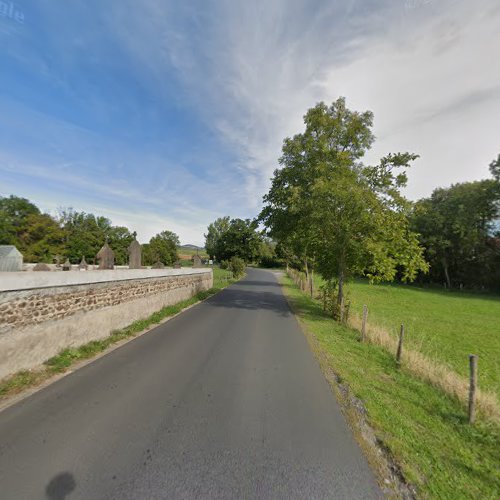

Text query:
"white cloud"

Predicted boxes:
[[1, 0, 499, 246], [136, 0, 500, 201]]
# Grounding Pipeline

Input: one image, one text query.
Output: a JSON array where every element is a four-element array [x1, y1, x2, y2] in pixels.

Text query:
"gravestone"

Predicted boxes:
[[0, 246, 23, 272], [79, 256, 88, 270], [96, 241, 115, 270], [62, 259, 72, 271], [192, 255, 203, 268], [54, 255, 62, 268], [128, 240, 142, 269], [33, 263, 51, 272], [173, 261, 182, 269], [152, 261, 165, 269]]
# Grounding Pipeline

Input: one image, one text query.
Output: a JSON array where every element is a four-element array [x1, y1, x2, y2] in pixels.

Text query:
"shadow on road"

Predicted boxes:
[[45, 472, 76, 500], [207, 287, 291, 317], [234, 280, 282, 288]]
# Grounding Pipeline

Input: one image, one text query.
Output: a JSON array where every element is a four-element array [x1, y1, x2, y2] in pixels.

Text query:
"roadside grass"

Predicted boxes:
[[306, 274, 500, 415], [282, 274, 500, 498], [0, 267, 236, 400], [346, 279, 500, 397]]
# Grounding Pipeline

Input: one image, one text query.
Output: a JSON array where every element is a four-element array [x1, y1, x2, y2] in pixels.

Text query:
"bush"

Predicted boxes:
[[219, 259, 230, 270], [228, 256, 245, 278], [319, 279, 350, 323]]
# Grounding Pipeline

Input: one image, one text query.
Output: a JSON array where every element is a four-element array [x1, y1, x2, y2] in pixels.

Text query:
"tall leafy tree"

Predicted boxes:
[[58, 209, 112, 263], [490, 154, 500, 182], [260, 98, 427, 306], [204, 217, 263, 263], [107, 226, 135, 265], [19, 213, 66, 262], [0, 195, 41, 247], [214, 218, 263, 263], [204, 216, 230, 260], [146, 230, 179, 265], [0, 196, 66, 261]]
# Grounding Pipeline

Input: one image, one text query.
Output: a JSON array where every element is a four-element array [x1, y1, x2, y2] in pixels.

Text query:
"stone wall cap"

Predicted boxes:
[[0, 268, 213, 292]]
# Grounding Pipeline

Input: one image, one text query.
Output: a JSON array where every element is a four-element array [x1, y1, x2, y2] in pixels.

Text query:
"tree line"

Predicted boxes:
[[0, 197, 180, 266], [204, 216, 277, 267], [411, 161, 500, 289], [204, 98, 499, 299], [3, 98, 498, 287]]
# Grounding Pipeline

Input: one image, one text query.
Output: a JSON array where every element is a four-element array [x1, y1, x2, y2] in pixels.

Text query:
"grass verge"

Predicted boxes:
[[281, 273, 500, 499], [0, 267, 237, 401], [299, 272, 500, 422]]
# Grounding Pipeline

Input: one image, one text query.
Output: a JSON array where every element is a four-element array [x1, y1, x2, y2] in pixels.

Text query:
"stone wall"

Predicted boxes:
[[0, 269, 212, 379]]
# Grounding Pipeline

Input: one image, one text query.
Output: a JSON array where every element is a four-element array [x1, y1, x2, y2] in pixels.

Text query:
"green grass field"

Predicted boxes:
[[177, 246, 208, 260], [342, 280, 500, 397], [282, 274, 500, 498]]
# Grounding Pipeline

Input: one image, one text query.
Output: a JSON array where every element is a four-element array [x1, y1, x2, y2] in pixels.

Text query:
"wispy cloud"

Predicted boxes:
[[1, 0, 499, 244]]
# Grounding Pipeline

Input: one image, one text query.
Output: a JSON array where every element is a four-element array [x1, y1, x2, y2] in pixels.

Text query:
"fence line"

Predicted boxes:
[[286, 268, 500, 424]]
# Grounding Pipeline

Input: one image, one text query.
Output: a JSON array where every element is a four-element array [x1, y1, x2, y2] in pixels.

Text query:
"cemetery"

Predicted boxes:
[[0, 240, 213, 380]]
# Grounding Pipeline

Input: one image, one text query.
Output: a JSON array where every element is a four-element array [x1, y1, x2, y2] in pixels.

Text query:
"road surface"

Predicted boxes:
[[0, 268, 381, 499]]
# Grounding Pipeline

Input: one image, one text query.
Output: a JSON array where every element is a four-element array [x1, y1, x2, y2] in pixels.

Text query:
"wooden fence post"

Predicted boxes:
[[361, 305, 368, 342], [339, 296, 345, 324], [396, 324, 404, 367], [468, 355, 478, 424]]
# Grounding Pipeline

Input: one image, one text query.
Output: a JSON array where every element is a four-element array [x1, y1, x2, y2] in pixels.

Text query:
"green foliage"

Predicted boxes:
[[411, 169, 500, 289], [319, 279, 341, 319], [258, 255, 283, 268], [59, 210, 138, 265], [490, 154, 500, 182], [0, 196, 65, 262], [1, 195, 180, 266], [204, 216, 230, 260], [144, 230, 179, 265], [228, 256, 245, 277], [59, 209, 112, 263], [20, 213, 66, 262], [205, 217, 263, 263], [258, 238, 282, 268], [107, 226, 135, 265], [260, 98, 428, 307], [0, 195, 40, 247]]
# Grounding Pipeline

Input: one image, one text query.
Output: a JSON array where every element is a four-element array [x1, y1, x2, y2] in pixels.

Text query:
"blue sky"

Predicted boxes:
[[1, 0, 499, 244]]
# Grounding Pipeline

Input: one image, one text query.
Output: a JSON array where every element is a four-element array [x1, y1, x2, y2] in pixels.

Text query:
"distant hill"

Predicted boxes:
[[179, 244, 204, 251], [177, 245, 208, 259]]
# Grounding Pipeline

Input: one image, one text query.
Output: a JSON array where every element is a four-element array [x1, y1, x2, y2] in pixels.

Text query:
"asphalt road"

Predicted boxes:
[[0, 268, 381, 499]]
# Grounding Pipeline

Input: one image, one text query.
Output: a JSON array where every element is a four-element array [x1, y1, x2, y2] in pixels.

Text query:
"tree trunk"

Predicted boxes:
[[338, 269, 344, 306], [442, 257, 451, 289], [310, 268, 314, 298]]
